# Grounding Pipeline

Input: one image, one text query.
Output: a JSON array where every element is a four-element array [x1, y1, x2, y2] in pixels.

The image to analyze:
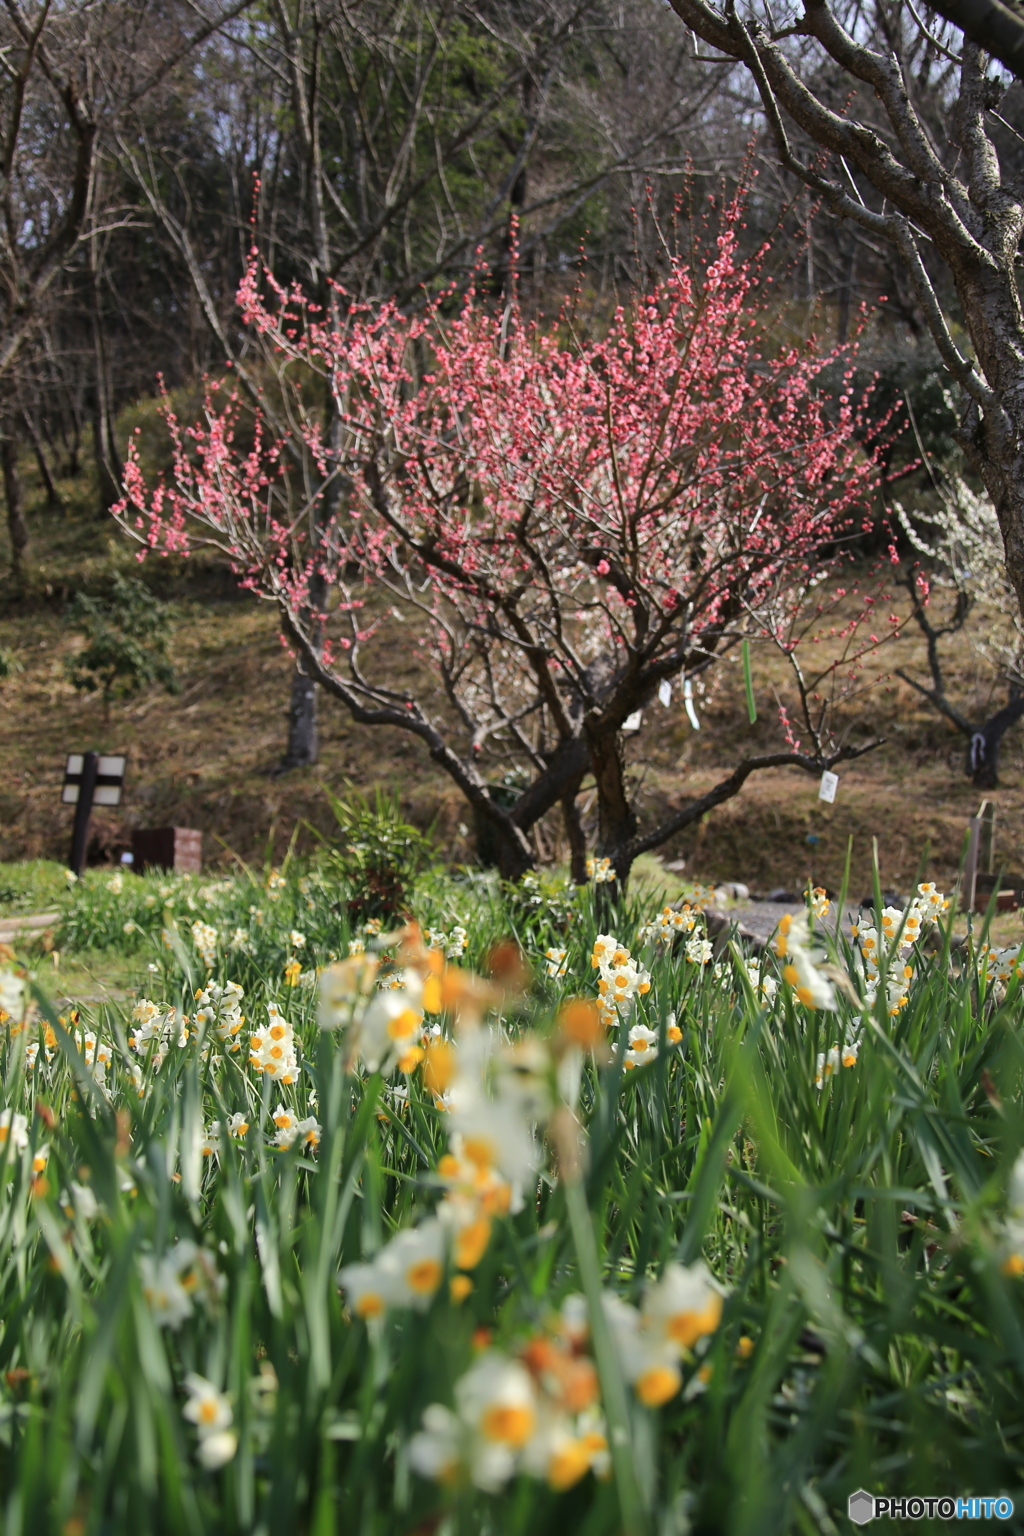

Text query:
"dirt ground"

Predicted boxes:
[[2, 489, 1023, 900]]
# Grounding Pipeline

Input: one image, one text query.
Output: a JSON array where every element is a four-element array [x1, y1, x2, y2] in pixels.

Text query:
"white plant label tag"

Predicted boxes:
[[818, 770, 839, 804], [683, 677, 700, 731], [658, 679, 672, 708], [623, 710, 643, 732]]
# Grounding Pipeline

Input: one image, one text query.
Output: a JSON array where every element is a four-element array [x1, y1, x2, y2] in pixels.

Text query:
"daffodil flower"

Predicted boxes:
[[183, 1374, 237, 1469], [774, 913, 837, 1010]]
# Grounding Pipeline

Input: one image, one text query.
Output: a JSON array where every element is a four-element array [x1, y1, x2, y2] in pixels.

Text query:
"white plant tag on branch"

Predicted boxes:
[[818, 770, 839, 804], [658, 678, 672, 708], [683, 677, 700, 731], [623, 710, 643, 733]]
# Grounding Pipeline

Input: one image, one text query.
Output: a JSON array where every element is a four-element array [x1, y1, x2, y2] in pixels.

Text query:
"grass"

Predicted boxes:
[[0, 850, 1023, 1534], [0, 860, 67, 915]]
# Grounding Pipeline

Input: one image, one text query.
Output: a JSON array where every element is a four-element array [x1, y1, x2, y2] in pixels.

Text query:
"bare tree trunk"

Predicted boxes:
[[490, 824, 534, 882], [281, 662, 319, 768], [472, 783, 535, 879], [277, 439, 334, 768], [1, 430, 27, 576], [665, 6, 1024, 622], [948, 257, 1024, 613], [58, 402, 81, 479], [92, 398, 122, 513], [588, 731, 639, 884], [561, 776, 588, 885], [836, 240, 856, 346], [22, 410, 61, 508], [966, 694, 1024, 789], [273, 2, 333, 772], [89, 231, 123, 514]]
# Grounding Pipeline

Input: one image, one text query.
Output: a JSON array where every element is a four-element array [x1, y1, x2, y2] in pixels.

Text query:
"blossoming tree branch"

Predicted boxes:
[[117, 201, 898, 883]]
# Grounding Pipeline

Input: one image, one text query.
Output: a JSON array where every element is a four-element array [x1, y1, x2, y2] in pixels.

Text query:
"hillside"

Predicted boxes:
[[2, 471, 1023, 898]]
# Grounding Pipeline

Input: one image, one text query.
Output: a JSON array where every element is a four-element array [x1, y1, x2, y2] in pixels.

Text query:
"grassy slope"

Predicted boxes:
[[3, 459, 1024, 900]]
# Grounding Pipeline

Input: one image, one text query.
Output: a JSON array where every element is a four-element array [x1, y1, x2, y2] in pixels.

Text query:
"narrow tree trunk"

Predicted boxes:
[[281, 662, 319, 769], [92, 400, 123, 513], [89, 230, 122, 514], [279, 538, 326, 771], [61, 406, 81, 479], [22, 411, 61, 508], [277, 518, 328, 771], [836, 240, 856, 346], [1, 431, 27, 576], [275, 19, 333, 772]]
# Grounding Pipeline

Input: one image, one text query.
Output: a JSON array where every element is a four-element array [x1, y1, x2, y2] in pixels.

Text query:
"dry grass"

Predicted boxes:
[[3, 479, 1024, 900]]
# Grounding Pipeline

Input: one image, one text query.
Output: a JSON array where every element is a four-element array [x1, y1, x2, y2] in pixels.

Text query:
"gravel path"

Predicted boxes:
[[708, 899, 858, 946]]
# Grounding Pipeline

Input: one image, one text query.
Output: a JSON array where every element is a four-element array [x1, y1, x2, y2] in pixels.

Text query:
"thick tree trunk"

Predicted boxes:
[[472, 784, 535, 880], [966, 694, 1024, 788], [976, 433, 1024, 620], [1, 431, 27, 576], [561, 777, 588, 885], [946, 262, 1024, 612], [588, 730, 638, 884]]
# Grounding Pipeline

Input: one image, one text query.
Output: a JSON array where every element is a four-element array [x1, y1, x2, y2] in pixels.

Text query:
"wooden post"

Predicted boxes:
[[69, 751, 98, 877], [979, 799, 995, 875], [964, 814, 981, 914]]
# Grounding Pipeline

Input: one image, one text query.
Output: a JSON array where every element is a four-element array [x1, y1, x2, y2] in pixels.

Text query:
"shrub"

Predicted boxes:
[[65, 573, 178, 716], [322, 787, 436, 923]]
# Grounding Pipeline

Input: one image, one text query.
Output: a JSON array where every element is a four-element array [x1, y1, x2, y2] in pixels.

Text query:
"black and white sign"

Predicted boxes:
[[63, 753, 126, 806]]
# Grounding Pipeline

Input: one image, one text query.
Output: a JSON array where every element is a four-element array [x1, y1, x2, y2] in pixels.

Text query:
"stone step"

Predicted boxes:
[[0, 911, 60, 940]]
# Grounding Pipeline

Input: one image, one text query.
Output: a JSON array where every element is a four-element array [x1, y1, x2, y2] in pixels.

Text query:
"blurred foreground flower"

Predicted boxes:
[[140, 1242, 224, 1328], [0, 1108, 28, 1153], [410, 1336, 608, 1495], [183, 1374, 237, 1470], [774, 913, 837, 1010], [604, 1261, 723, 1406], [0, 969, 28, 1025], [999, 1151, 1024, 1276]]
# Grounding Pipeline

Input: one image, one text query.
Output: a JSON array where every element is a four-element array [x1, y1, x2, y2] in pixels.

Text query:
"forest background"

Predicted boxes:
[[2, 0, 1020, 897]]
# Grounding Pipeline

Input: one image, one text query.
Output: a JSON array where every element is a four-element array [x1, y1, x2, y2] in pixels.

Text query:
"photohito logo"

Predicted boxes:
[[848, 1491, 1015, 1524]]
